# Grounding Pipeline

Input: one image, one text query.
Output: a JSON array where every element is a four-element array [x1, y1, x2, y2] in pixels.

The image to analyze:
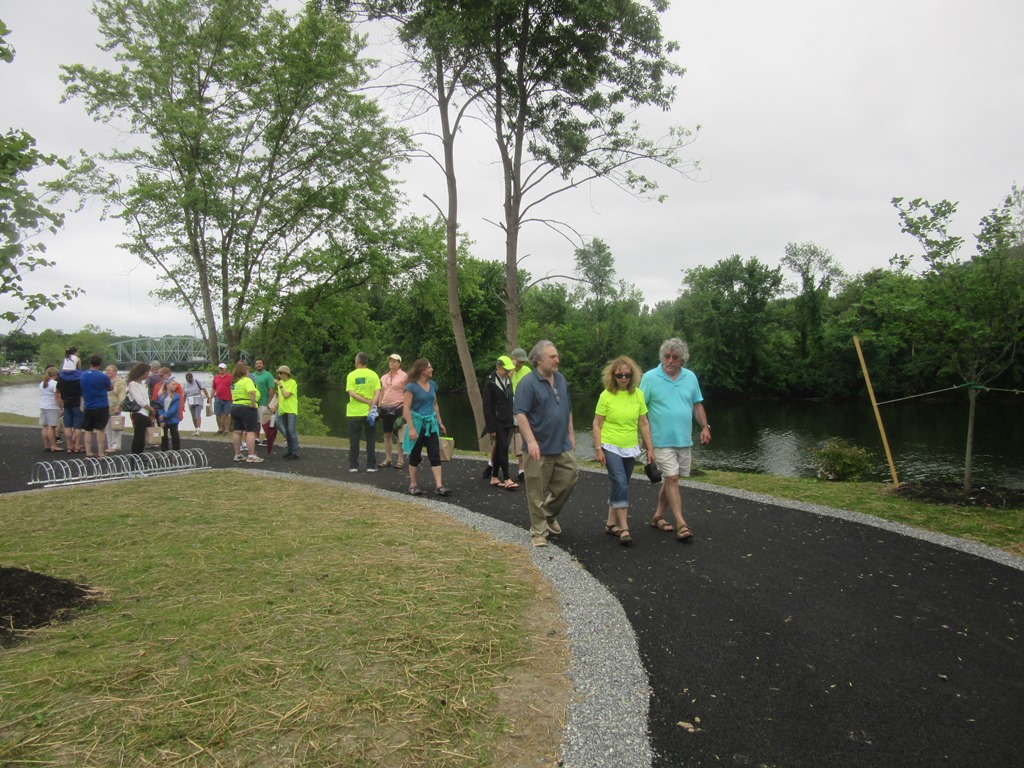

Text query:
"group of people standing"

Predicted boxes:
[[343, 352, 452, 497], [37, 347, 122, 457], [210, 359, 300, 463], [38, 351, 301, 462]]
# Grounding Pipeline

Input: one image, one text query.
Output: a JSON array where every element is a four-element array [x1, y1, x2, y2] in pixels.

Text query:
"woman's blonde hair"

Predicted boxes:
[[601, 355, 642, 394]]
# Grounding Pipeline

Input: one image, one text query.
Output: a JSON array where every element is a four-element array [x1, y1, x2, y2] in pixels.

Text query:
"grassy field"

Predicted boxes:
[[0, 473, 569, 767]]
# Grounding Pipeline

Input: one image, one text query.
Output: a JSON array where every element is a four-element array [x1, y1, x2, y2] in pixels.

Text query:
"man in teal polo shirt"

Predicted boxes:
[[251, 359, 276, 447], [639, 337, 711, 542]]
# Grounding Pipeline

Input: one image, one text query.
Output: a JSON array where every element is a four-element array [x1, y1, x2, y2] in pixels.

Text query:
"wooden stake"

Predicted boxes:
[[853, 336, 900, 488]]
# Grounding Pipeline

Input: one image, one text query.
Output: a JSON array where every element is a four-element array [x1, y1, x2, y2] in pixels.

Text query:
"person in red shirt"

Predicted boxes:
[[211, 363, 233, 435]]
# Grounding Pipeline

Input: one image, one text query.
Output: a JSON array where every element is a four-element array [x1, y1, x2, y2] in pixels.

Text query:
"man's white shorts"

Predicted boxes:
[[654, 446, 692, 478]]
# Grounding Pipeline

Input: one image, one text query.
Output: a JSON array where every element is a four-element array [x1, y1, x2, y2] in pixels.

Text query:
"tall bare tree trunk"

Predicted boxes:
[[435, 57, 488, 452]]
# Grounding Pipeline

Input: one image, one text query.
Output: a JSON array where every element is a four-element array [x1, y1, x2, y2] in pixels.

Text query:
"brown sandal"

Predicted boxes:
[[619, 528, 632, 545], [605, 523, 622, 536], [650, 516, 674, 532], [677, 524, 694, 542]]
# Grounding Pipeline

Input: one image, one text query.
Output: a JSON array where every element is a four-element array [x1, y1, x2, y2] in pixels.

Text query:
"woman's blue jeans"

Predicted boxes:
[[278, 413, 299, 456], [604, 451, 636, 508]]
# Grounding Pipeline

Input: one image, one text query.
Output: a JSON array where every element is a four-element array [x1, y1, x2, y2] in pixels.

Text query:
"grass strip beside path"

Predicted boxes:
[[0, 473, 568, 767]]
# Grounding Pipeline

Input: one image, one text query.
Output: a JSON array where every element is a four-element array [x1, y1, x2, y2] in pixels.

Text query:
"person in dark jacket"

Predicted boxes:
[[482, 355, 519, 490]]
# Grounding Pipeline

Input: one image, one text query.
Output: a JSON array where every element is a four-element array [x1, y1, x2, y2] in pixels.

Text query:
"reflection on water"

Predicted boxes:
[[3, 378, 1021, 488]]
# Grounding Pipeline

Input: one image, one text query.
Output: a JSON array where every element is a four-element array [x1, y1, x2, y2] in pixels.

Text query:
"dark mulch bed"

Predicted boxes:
[[892, 481, 1024, 509], [1, 567, 97, 647]]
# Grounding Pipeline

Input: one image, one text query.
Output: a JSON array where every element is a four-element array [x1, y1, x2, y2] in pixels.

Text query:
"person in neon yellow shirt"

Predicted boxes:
[[275, 365, 300, 460], [593, 355, 654, 545], [506, 347, 532, 482], [230, 361, 262, 463], [346, 352, 381, 472]]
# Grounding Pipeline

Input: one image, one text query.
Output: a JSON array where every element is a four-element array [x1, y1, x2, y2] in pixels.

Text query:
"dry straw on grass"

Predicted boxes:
[[0, 472, 569, 767]]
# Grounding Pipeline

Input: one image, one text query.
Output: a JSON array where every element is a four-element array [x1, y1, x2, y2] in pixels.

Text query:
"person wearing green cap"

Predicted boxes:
[[482, 355, 519, 489]]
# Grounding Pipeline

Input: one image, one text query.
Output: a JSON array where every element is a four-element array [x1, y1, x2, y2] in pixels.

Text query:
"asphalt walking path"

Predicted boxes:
[[3, 426, 1023, 767]]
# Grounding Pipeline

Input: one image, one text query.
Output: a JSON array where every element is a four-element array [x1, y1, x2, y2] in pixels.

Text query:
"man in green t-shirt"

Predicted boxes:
[[346, 352, 382, 472], [250, 359, 276, 447]]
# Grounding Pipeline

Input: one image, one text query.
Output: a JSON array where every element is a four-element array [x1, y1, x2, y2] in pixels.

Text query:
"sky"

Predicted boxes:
[[2, 0, 1023, 339]]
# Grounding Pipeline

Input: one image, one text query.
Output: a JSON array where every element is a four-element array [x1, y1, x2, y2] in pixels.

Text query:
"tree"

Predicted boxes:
[[821, 268, 929, 398], [780, 241, 845, 360], [59, 0, 406, 362], [892, 191, 1024, 491], [0, 21, 81, 347], [677, 255, 784, 393], [364, 0, 697, 355], [475, 0, 697, 350]]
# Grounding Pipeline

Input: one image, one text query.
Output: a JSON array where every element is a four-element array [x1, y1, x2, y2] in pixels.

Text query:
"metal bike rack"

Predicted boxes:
[[29, 449, 210, 488]]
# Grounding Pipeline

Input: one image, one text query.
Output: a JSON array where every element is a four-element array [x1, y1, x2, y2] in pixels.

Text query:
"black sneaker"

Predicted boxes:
[[435, 486, 451, 496], [482, 465, 492, 479], [409, 486, 423, 496], [517, 470, 525, 483]]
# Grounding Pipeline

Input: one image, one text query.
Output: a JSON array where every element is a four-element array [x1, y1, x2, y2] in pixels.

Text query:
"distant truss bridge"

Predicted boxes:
[[110, 337, 248, 368]]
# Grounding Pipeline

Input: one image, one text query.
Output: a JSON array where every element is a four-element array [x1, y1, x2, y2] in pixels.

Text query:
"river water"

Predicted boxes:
[[5, 377, 1021, 488]]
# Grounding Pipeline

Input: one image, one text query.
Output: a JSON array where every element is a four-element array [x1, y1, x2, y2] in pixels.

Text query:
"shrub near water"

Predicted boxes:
[[812, 436, 873, 481], [0, 473, 556, 767]]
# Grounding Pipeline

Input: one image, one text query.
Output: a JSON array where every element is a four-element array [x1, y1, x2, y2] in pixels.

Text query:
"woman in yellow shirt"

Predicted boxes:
[[592, 356, 655, 545], [230, 361, 262, 463]]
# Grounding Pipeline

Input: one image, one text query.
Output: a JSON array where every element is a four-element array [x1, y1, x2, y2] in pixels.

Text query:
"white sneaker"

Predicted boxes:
[[246, 455, 264, 463]]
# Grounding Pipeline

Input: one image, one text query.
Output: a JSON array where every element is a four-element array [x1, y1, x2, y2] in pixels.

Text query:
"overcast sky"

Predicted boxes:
[[2, 0, 1022, 339]]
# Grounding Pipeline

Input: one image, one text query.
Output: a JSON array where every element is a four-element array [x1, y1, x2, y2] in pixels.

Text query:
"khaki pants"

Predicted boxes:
[[523, 450, 578, 539]]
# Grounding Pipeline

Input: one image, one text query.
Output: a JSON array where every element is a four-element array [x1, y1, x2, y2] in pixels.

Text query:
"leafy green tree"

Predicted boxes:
[[780, 241, 846, 361], [36, 325, 116, 370], [0, 21, 81, 344], [821, 268, 930, 398], [59, 0, 406, 362], [381, 218, 507, 392], [892, 191, 1024, 491], [364, 0, 697, 349], [677, 255, 784, 393]]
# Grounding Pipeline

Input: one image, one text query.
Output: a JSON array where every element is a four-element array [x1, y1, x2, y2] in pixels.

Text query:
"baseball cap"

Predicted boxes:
[[388, 353, 402, 362], [510, 347, 527, 362], [497, 355, 515, 371], [218, 363, 227, 369]]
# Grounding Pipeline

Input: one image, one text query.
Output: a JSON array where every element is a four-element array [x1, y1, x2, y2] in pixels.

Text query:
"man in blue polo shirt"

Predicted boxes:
[[80, 354, 114, 457], [514, 340, 578, 547], [639, 337, 711, 542]]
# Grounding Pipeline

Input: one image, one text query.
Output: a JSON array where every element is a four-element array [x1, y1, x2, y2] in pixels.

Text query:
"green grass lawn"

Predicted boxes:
[[0, 473, 566, 767]]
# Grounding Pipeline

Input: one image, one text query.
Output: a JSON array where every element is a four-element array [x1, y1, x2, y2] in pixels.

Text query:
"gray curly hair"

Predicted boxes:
[[659, 337, 690, 365]]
